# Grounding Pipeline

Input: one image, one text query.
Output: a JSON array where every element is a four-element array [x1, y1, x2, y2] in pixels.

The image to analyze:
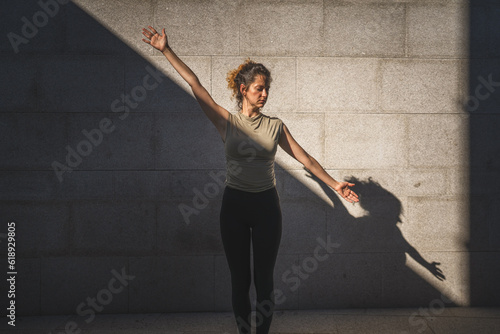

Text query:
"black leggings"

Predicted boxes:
[[220, 186, 282, 334]]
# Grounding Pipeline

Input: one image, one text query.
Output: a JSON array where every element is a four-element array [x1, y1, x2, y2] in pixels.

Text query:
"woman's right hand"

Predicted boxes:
[[142, 26, 169, 52]]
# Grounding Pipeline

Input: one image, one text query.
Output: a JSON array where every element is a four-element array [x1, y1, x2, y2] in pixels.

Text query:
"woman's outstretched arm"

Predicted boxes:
[[278, 124, 359, 203], [142, 26, 229, 139]]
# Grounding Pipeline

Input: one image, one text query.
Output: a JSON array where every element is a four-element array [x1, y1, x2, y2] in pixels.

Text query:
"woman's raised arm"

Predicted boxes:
[[142, 26, 229, 139], [278, 123, 359, 203]]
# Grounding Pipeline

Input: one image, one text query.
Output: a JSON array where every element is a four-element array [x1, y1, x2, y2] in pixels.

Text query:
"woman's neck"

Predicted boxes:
[[240, 103, 261, 118]]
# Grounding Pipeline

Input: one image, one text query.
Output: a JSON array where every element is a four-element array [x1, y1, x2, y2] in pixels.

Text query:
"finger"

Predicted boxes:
[[142, 39, 151, 44], [162, 28, 166, 36], [142, 28, 153, 37], [142, 31, 151, 39], [348, 183, 355, 187], [149, 25, 158, 34]]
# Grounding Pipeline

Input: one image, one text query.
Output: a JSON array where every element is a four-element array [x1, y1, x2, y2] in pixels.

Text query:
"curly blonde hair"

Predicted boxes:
[[226, 58, 272, 109]]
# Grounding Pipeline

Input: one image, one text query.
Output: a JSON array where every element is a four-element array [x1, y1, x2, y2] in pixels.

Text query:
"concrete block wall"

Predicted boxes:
[[1, 0, 499, 318]]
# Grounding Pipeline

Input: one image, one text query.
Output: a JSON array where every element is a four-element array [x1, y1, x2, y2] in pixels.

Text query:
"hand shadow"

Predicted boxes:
[[304, 168, 445, 282]]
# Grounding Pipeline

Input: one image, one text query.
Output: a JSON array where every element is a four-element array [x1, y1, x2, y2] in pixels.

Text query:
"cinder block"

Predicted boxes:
[[404, 197, 469, 252], [468, 196, 491, 252], [465, 196, 488, 255], [469, 170, 500, 197], [113, 171, 158, 200], [67, 112, 155, 170], [157, 200, 224, 255], [469, 3, 490, 59], [382, 252, 446, 307], [41, 257, 130, 315], [0, 57, 37, 111], [279, 168, 334, 205], [393, 250, 468, 306], [393, 168, 449, 198], [128, 256, 215, 312], [69, 0, 154, 56], [155, 169, 227, 200], [239, 0, 323, 56], [490, 198, 500, 251], [0, 203, 69, 257], [324, 2, 405, 57], [297, 58, 379, 111], [154, 112, 226, 169], [0, 1, 67, 54], [381, 59, 462, 113], [325, 114, 407, 169], [408, 114, 468, 168], [274, 112, 324, 170], [0, 113, 68, 170], [280, 198, 327, 255], [326, 182, 411, 254], [124, 56, 210, 113], [323, 168, 448, 199], [469, 251, 500, 305], [488, 4, 500, 57], [0, 171, 57, 201], [57, 171, 114, 200], [211, 56, 296, 113], [448, 168, 469, 196], [467, 60, 500, 114], [323, 169, 399, 201], [38, 56, 125, 113], [72, 202, 156, 255], [273, 253, 300, 311], [214, 255, 232, 311], [407, 3, 469, 57], [297, 252, 385, 309], [65, 1, 139, 56], [154, 0, 239, 56]]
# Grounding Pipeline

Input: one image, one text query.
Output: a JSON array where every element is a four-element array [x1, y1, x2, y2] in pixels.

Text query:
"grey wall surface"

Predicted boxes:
[[0, 0, 499, 321]]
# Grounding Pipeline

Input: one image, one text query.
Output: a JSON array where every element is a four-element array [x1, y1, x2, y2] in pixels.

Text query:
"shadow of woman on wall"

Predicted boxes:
[[305, 169, 454, 307]]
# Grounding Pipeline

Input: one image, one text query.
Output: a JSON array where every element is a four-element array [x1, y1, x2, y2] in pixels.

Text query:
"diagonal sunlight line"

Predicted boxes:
[[70, 0, 195, 96]]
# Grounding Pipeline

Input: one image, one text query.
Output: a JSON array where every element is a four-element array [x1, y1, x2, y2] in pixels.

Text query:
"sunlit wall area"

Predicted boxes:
[[1, 0, 496, 317]]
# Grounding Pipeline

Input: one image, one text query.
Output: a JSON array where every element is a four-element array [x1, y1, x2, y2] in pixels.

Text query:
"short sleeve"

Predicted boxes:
[[223, 112, 234, 143], [277, 119, 284, 142]]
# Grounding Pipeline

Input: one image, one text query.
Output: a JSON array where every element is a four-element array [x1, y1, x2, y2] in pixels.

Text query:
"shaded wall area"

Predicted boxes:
[[468, 0, 500, 306], [0, 0, 493, 323]]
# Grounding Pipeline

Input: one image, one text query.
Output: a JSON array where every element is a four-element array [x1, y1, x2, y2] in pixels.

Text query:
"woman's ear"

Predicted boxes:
[[239, 83, 246, 96]]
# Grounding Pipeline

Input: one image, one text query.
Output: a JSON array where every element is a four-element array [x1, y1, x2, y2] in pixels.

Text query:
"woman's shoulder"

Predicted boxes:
[[262, 114, 284, 138], [262, 113, 282, 124]]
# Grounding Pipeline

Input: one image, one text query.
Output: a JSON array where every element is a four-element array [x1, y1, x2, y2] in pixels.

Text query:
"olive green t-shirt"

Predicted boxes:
[[223, 111, 284, 192]]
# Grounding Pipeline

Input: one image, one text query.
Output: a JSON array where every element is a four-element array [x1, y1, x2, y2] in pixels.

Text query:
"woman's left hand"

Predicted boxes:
[[333, 182, 359, 203]]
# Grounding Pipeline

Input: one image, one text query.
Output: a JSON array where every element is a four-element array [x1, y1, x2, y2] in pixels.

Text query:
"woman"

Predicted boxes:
[[142, 26, 359, 334]]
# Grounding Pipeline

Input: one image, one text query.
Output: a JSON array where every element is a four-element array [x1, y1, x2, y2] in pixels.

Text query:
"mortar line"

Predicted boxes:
[[404, 3, 409, 58]]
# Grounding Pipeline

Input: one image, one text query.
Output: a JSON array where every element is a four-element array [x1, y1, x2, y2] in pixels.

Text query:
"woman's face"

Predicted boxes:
[[241, 75, 270, 109]]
